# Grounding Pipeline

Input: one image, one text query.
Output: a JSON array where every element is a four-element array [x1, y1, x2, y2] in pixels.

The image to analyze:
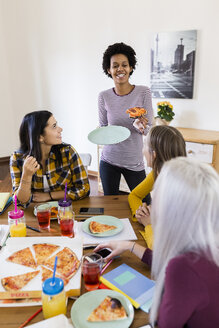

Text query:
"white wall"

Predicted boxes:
[[0, 0, 218, 171]]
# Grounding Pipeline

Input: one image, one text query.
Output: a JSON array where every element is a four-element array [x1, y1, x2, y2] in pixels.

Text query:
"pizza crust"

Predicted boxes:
[[87, 296, 127, 322]]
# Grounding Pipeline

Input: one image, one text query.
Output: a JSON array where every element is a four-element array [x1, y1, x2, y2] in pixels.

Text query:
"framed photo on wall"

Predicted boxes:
[[150, 30, 197, 99]]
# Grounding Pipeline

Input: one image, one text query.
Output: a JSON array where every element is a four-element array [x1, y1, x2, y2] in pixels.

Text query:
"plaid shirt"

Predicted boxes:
[[10, 145, 90, 207]]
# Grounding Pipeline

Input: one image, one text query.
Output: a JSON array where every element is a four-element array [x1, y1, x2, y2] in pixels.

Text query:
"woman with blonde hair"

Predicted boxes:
[[96, 157, 219, 326]]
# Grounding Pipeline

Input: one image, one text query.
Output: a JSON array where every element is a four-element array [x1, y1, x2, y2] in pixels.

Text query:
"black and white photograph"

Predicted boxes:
[[150, 30, 197, 99]]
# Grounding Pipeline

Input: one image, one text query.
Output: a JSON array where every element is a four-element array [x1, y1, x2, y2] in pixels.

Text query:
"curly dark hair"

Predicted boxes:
[[102, 42, 137, 78]]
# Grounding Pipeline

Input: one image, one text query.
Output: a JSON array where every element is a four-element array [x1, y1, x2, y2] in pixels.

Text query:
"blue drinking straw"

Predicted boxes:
[[52, 256, 58, 285]]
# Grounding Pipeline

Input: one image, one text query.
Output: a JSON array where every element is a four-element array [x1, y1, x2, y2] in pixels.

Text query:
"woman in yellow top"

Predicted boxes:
[[128, 125, 186, 249]]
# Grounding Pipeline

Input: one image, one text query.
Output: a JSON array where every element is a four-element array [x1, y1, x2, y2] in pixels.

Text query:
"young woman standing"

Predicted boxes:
[[99, 42, 153, 201]]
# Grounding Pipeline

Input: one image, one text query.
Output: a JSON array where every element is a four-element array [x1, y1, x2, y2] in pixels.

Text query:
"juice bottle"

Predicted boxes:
[[57, 199, 72, 224], [42, 277, 67, 319], [8, 209, 26, 237]]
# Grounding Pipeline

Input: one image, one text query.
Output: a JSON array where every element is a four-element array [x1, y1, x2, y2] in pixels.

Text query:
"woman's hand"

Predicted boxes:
[[22, 155, 40, 178], [94, 241, 133, 262], [136, 203, 151, 227], [32, 192, 50, 203], [133, 116, 148, 133]]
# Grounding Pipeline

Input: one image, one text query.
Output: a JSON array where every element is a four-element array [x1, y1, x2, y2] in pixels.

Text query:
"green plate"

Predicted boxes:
[[71, 289, 134, 328], [88, 126, 130, 145], [82, 216, 123, 237], [34, 201, 58, 220]]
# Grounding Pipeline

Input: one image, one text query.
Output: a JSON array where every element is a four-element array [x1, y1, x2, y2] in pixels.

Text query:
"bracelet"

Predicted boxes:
[[48, 191, 53, 201], [131, 242, 136, 253]]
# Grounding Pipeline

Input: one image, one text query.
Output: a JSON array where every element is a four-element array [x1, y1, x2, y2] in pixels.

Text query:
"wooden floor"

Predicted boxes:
[[0, 172, 103, 196]]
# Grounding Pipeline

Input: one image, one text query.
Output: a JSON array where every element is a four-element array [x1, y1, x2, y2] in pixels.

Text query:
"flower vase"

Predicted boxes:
[[154, 117, 171, 126]]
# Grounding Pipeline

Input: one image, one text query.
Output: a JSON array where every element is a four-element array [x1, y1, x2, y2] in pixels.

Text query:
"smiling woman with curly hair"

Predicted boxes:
[[98, 42, 153, 200]]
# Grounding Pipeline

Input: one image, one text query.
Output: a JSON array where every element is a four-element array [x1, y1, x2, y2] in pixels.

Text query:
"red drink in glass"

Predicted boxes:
[[36, 203, 51, 230], [82, 253, 103, 291], [83, 262, 101, 291], [60, 219, 74, 237]]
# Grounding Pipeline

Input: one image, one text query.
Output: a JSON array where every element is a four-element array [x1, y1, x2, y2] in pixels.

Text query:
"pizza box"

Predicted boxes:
[[0, 236, 82, 301]]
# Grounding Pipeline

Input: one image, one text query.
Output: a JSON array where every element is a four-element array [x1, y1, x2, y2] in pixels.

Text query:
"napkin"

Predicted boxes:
[[75, 218, 137, 245], [28, 314, 74, 328], [0, 192, 11, 212], [0, 225, 10, 248]]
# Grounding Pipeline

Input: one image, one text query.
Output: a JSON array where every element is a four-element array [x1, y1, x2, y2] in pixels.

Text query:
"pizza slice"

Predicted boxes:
[[50, 206, 58, 218], [89, 221, 116, 234], [1, 270, 40, 291], [87, 296, 127, 322], [126, 107, 147, 118], [33, 243, 60, 266], [43, 247, 80, 278], [6, 247, 37, 269], [41, 266, 69, 286]]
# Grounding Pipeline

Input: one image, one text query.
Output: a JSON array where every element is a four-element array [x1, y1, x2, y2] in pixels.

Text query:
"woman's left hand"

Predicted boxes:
[[32, 192, 50, 202], [136, 204, 151, 226], [133, 116, 148, 133]]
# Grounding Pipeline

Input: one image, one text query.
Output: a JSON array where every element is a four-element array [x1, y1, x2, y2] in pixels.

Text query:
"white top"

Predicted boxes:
[[43, 175, 50, 192]]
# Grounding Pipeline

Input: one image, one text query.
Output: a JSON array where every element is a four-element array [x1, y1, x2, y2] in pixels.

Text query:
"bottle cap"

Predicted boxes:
[[58, 199, 72, 207], [42, 277, 64, 295], [8, 209, 24, 219]]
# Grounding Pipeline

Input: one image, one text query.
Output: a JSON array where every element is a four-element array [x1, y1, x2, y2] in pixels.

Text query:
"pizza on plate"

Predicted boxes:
[[33, 243, 60, 265], [126, 107, 146, 118], [50, 206, 58, 218], [89, 221, 116, 234], [1, 270, 40, 291], [42, 247, 80, 278], [87, 296, 127, 322], [6, 247, 37, 269], [41, 266, 69, 286]]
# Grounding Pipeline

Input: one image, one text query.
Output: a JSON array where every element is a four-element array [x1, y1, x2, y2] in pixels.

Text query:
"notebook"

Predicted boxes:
[[0, 193, 12, 213], [100, 263, 155, 309]]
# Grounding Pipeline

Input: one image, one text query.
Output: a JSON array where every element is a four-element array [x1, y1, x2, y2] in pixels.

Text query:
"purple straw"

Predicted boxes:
[[14, 194, 17, 213], [64, 182, 67, 202]]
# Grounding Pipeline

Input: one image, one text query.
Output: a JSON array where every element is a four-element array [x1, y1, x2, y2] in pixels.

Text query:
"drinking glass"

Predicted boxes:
[[36, 203, 51, 230], [82, 253, 103, 291], [59, 209, 75, 238]]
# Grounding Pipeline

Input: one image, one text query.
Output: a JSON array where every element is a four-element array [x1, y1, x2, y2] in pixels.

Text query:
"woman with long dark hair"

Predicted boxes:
[[10, 110, 90, 206]]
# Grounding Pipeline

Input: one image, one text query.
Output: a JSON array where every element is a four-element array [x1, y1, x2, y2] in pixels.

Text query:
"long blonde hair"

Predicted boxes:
[[150, 157, 219, 325]]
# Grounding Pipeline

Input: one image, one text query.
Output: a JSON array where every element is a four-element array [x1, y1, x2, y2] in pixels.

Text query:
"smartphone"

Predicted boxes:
[[95, 248, 112, 258], [79, 207, 104, 215]]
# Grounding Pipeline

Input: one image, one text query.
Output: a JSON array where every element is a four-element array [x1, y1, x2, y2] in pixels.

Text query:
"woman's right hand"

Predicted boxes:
[[22, 155, 40, 178], [94, 241, 133, 262], [135, 203, 151, 227]]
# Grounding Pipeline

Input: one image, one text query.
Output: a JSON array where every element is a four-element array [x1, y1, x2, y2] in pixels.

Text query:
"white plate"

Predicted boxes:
[[71, 289, 134, 328], [88, 126, 130, 145], [82, 216, 124, 237]]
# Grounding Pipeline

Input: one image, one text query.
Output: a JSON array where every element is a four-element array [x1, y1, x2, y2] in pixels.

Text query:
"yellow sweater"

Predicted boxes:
[[128, 170, 154, 249]]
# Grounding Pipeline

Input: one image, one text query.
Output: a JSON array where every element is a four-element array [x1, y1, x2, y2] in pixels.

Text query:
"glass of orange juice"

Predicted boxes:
[[8, 209, 26, 237], [42, 277, 67, 319]]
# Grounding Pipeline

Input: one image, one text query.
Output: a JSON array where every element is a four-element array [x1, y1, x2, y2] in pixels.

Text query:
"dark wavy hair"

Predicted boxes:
[[147, 126, 187, 180], [102, 42, 137, 78], [19, 110, 66, 165]]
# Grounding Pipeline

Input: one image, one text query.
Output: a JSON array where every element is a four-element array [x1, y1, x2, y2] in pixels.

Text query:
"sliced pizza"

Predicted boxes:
[[33, 243, 60, 266], [6, 247, 37, 269], [87, 296, 127, 322], [41, 266, 69, 286], [126, 107, 147, 118], [89, 221, 116, 234], [50, 206, 58, 218], [43, 247, 80, 278], [1, 270, 40, 291]]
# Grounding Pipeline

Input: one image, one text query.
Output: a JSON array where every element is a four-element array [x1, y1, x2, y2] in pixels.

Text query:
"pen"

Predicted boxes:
[[18, 307, 42, 328], [26, 225, 41, 233], [100, 259, 113, 275]]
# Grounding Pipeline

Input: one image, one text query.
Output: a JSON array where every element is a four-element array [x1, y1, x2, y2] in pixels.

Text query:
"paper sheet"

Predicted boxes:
[[75, 218, 137, 245]]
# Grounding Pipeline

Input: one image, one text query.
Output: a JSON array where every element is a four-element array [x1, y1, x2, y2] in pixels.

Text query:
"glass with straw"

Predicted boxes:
[[8, 195, 26, 237], [57, 183, 75, 237], [42, 256, 67, 319]]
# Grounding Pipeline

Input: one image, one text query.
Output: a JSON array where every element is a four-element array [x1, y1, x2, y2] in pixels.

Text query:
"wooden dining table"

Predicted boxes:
[[0, 195, 151, 328]]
